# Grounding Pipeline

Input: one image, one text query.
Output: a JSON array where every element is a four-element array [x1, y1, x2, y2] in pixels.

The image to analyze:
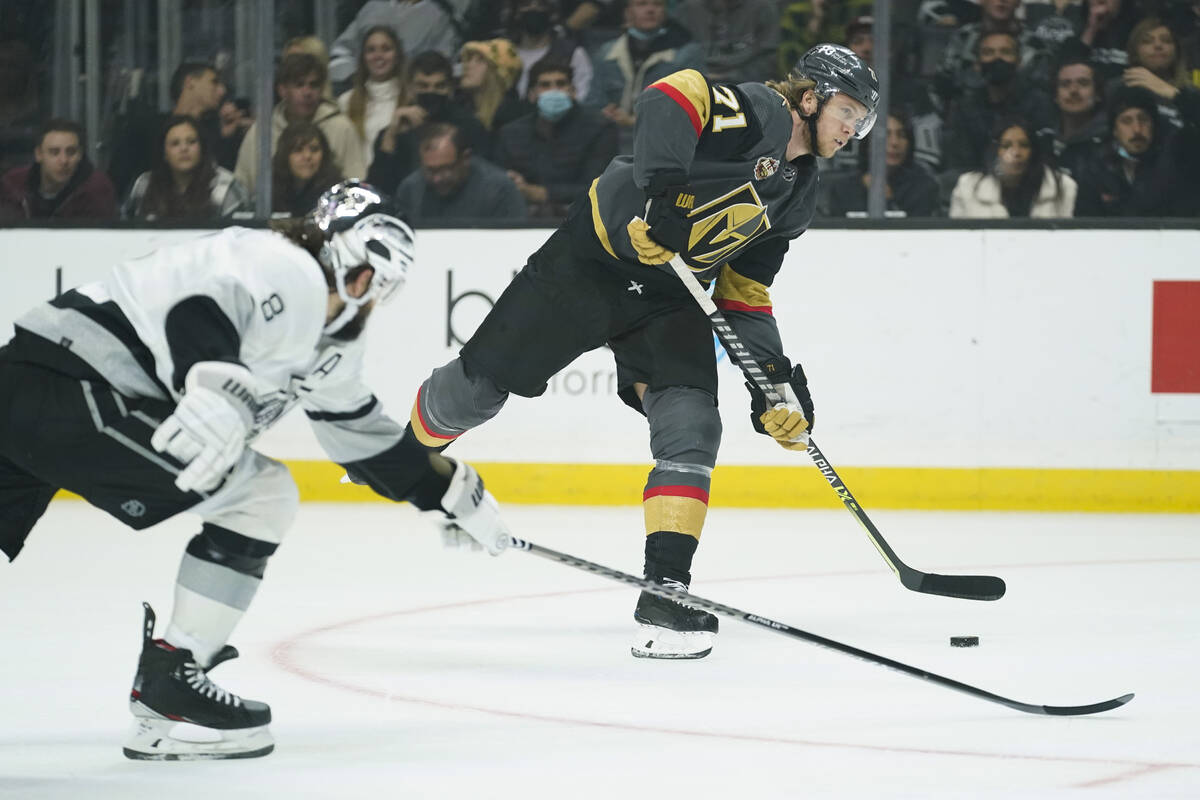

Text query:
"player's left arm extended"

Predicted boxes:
[[296, 344, 419, 502], [714, 237, 816, 450]]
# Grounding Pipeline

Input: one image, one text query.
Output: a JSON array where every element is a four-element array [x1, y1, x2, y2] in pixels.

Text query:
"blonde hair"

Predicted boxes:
[[460, 40, 522, 131], [472, 68, 509, 130], [346, 26, 410, 140], [1127, 18, 1190, 89], [764, 75, 817, 112], [283, 35, 335, 99]]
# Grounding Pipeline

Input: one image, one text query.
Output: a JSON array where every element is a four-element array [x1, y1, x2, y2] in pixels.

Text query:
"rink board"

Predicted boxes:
[[3, 226, 1198, 511]]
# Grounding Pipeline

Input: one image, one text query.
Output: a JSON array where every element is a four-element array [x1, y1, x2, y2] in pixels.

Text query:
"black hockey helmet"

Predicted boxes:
[[791, 43, 880, 139]]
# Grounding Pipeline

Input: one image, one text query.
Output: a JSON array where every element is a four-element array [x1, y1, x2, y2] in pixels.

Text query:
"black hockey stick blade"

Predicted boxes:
[[810, 437, 1008, 602], [509, 536, 1133, 717], [906, 570, 1007, 602], [1039, 694, 1136, 716]]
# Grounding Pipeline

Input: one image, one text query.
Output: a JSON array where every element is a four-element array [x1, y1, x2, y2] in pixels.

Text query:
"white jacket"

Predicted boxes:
[[949, 166, 1077, 218]]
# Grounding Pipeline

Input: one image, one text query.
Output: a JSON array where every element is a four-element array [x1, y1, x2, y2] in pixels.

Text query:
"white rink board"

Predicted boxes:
[[1, 226, 1198, 470]]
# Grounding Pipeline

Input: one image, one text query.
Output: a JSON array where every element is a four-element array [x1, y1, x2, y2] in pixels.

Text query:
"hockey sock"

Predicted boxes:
[[164, 524, 276, 666], [644, 531, 700, 586], [642, 466, 710, 585]]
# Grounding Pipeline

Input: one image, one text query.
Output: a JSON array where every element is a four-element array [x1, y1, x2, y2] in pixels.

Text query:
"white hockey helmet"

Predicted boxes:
[[312, 180, 416, 334]]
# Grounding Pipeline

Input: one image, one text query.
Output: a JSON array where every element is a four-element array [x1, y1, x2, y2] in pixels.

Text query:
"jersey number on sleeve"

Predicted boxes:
[[711, 86, 747, 133], [260, 293, 285, 321]]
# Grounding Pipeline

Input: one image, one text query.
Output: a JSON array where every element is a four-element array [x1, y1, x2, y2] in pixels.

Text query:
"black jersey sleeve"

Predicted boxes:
[[163, 296, 244, 391]]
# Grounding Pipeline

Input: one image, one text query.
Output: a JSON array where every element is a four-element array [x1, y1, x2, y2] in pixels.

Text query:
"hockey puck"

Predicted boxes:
[[950, 636, 980, 647]]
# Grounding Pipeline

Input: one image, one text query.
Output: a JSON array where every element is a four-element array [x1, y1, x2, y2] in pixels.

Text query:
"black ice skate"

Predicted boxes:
[[123, 603, 273, 761], [631, 578, 719, 659]]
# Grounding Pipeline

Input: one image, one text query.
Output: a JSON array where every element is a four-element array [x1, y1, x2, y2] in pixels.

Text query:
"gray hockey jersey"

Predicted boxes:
[[582, 69, 821, 372]]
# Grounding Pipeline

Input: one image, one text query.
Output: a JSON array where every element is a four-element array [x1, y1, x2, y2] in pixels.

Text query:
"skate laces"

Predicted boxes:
[[182, 661, 243, 707], [658, 578, 707, 613]]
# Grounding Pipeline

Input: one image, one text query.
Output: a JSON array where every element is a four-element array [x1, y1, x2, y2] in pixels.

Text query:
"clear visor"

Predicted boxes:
[[824, 91, 878, 139]]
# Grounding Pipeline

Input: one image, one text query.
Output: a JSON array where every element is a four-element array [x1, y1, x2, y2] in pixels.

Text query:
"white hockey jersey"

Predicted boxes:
[[14, 227, 404, 465]]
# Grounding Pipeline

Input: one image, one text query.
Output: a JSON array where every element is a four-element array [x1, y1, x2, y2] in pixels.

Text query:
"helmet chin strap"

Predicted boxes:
[[803, 97, 826, 157], [323, 299, 360, 335], [323, 271, 368, 335]]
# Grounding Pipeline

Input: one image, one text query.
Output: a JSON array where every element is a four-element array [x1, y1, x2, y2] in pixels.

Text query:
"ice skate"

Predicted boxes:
[[631, 579, 719, 659], [123, 603, 273, 761]]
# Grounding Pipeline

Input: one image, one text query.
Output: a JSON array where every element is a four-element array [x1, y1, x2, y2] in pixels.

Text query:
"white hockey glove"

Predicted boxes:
[[428, 460, 510, 556], [151, 361, 259, 493]]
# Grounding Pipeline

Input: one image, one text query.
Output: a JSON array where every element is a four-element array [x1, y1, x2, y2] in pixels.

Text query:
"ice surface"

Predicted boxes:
[[2, 502, 1198, 799]]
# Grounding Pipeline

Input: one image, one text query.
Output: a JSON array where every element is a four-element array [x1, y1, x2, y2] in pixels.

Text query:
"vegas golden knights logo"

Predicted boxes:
[[683, 183, 771, 266]]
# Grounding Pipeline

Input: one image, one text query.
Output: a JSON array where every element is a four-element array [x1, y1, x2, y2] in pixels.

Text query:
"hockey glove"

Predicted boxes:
[[628, 174, 694, 266], [151, 361, 259, 493], [627, 218, 674, 265], [746, 360, 815, 452], [429, 459, 510, 556]]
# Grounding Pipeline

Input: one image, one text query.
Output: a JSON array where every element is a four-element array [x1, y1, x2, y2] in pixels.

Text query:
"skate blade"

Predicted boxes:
[[123, 716, 274, 761], [631, 623, 714, 660]]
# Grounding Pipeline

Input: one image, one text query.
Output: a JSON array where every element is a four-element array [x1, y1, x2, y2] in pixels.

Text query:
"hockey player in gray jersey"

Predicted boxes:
[[0, 181, 512, 760], [402, 45, 880, 659]]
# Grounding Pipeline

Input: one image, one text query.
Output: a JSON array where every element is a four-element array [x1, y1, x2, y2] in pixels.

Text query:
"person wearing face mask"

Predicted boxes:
[[934, 0, 1043, 111], [950, 116, 1076, 217], [587, 0, 704, 154], [366, 50, 490, 194], [495, 58, 617, 218], [1073, 82, 1200, 215], [943, 31, 1055, 175], [507, 0, 595, 101]]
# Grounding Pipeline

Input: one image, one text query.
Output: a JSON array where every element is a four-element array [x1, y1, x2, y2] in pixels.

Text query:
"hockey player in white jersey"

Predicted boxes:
[[0, 181, 512, 760]]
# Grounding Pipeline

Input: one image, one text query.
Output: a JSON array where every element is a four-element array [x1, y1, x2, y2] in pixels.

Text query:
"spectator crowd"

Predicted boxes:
[[2, 0, 1200, 224]]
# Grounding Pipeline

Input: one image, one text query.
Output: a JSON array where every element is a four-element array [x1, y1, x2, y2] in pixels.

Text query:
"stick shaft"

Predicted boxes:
[[665, 255, 1005, 601], [509, 536, 1128, 716]]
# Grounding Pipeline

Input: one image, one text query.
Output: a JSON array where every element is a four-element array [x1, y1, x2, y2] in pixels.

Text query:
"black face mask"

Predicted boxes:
[[980, 59, 1017, 86], [518, 10, 553, 36], [416, 92, 450, 116]]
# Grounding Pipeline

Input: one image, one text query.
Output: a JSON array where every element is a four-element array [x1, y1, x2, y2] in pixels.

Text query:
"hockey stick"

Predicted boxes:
[[663, 251, 1006, 601], [509, 535, 1132, 716]]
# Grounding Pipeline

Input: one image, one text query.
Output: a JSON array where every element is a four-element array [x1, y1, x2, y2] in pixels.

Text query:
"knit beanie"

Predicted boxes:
[[460, 39, 523, 91]]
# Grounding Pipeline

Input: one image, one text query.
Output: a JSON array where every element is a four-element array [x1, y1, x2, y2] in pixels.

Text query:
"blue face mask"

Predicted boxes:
[[628, 26, 664, 41], [1116, 144, 1139, 162], [537, 89, 572, 122]]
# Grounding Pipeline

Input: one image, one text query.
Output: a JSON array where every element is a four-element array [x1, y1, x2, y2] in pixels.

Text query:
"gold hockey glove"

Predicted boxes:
[[627, 218, 675, 265]]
